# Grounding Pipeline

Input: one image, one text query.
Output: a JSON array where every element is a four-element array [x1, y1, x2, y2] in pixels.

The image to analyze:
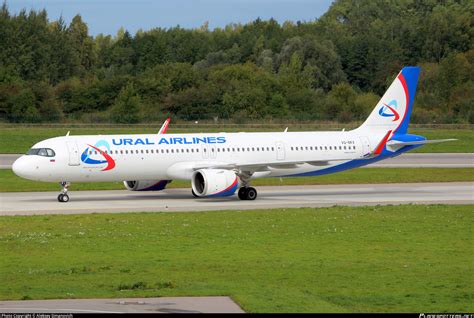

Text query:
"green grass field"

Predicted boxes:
[[0, 126, 472, 153], [1, 168, 473, 192], [0, 205, 472, 312]]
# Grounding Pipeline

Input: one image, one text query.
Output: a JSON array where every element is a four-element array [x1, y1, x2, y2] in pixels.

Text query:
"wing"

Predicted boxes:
[[191, 158, 354, 173]]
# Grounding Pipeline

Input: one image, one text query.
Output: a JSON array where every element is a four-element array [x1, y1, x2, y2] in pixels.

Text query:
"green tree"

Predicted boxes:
[[324, 82, 357, 122], [68, 15, 96, 75], [9, 88, 39, 122], [111, 83, 141, 123]]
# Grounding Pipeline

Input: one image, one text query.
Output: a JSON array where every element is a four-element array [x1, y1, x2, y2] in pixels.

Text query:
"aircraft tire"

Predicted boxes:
[[238, 187, 248, 200], [246, 187, 257, 200]]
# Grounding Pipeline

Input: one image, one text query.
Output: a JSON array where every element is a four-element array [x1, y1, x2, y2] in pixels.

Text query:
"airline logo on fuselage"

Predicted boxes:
[[81, 140, 116, 171], [112, 136, 226, 146]]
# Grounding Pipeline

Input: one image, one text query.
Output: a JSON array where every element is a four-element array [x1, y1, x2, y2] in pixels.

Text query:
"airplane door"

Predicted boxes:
[[359, 136, 371, 156], [275, 141, 285, 160], [66, 141, 80, 166]]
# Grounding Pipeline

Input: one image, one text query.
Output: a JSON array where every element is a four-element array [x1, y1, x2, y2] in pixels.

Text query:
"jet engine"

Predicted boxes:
[[123, 180, 171, 191], [191, 169, 239, 197]]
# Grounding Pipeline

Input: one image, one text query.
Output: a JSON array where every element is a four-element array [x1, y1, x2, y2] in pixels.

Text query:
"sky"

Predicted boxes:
[[7, 0, 334, 36]]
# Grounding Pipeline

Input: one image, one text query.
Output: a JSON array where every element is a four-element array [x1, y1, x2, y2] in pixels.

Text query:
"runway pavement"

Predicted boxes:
[[0, 297, 244, 313], [1, 153, 473, 169], [1, 182, 472, 216]]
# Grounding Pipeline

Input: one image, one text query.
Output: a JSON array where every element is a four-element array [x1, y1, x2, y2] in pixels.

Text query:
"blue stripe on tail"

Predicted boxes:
[[397, 67, 420, 135]]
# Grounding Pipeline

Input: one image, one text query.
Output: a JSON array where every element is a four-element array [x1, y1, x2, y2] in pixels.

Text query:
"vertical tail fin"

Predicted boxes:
[[357, 67, 420, 135]]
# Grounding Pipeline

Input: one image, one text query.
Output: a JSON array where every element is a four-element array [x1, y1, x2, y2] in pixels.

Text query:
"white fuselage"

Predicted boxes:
[[12, 130, 383, 183]]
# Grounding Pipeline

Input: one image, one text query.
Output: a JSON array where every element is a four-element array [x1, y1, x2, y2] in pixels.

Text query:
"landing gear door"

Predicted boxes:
[[359, 136, 371, 157], [276, 141, 285, 160], [66, 141, 80, 166]]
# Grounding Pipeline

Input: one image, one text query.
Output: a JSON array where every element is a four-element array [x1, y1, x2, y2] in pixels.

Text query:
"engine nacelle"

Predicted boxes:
[[123, 180, 171, 191], [191, 169, 239, 197]]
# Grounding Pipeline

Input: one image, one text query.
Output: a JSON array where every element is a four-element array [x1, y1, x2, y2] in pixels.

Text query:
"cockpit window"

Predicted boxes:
[[26, 148, 39, 155], [38, 148, 48, 156], [26, 148, 56, 157]]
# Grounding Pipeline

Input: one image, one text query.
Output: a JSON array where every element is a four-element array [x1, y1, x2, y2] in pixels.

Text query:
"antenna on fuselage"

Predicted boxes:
[[66, 131, 70, 136], [284, 127, 288, 132]]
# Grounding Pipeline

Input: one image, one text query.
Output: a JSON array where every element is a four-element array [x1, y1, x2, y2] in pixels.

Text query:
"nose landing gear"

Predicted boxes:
[[58, 181, 70, 202]]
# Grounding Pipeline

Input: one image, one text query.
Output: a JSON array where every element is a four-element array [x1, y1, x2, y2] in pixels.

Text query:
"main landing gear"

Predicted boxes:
[[57, 181, 70, 202], [238, 187, 257, 200]]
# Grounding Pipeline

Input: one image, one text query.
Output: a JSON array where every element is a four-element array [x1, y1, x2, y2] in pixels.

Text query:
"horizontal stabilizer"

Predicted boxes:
[[388, 139, 457, 146], [386, 138, 457, 152]]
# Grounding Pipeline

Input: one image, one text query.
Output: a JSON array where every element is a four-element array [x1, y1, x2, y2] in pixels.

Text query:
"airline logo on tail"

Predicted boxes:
[[81, 140, 116, 171], [378, 99, 400, 121]]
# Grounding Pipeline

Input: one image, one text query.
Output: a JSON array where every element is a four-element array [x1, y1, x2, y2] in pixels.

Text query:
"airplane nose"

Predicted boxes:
[[12, 156, 30, 179]]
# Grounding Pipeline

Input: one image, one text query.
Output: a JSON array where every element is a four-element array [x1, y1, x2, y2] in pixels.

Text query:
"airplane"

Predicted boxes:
[[12, 67, 455, 203]]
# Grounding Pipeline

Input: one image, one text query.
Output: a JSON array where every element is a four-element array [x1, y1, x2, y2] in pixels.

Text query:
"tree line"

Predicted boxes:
[[0, 0, 472, 124]]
